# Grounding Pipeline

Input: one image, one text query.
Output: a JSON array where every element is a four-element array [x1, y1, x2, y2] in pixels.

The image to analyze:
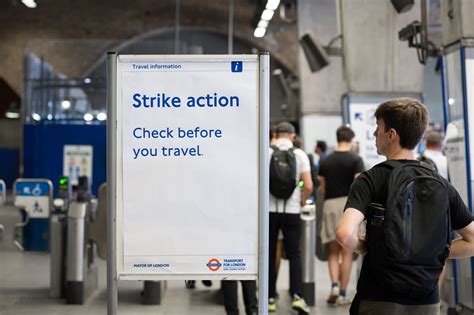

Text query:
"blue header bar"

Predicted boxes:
[[15, 181, 51, 196]]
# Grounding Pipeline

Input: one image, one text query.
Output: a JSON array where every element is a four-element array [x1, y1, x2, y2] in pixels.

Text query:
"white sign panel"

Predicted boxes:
[[14, 196, 50, 218], [117, 55, 260, 278], [63, 145, 93, 185], [348, 102, 386, 169], [13, 180, 52, 219]]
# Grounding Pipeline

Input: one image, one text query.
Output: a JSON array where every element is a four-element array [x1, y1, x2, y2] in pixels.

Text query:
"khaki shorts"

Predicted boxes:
[[320, 196, 347, 244]]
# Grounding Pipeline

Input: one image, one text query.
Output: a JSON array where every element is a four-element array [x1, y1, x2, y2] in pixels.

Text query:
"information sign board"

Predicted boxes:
[[109, 54, 269, 281]]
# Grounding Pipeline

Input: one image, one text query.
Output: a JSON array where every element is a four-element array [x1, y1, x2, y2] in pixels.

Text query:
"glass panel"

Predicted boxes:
[[23, 34, 291, 125], [446, 51, 464, 122]]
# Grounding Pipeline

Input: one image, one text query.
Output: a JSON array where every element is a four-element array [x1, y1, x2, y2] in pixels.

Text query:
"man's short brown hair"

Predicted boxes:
[[426, 131, 443, 147], [336, 126, 355, 142], [374, 98, 428, 150]]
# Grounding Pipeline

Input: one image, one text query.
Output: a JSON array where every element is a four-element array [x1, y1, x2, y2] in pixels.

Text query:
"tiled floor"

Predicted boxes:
[[0, 203, 357, 315]]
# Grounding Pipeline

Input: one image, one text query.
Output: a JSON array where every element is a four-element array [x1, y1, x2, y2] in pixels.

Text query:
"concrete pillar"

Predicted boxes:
[[441, 0, 474, 46], [340, 0, 424, 93]]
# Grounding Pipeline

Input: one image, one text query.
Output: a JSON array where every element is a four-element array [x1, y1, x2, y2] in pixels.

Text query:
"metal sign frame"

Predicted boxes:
[[106, 53, 269, 314]]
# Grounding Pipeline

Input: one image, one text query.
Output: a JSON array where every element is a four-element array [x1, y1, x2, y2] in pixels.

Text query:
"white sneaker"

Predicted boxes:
[[326, 285, 340, 304], [268, 298, 277, 312], [336, 295, 351, 306], [291, 294, 310, 314]]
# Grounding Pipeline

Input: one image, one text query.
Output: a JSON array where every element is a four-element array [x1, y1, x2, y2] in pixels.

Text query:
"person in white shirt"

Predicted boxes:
[[423, 131, 448, 180], [268, 122, 313, 314]]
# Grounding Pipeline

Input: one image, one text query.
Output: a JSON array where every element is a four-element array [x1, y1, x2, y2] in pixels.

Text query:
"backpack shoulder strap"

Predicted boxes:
[[418, 153, 438, 171], [370, 160, 404, 205], [270, 145, 279, 152]]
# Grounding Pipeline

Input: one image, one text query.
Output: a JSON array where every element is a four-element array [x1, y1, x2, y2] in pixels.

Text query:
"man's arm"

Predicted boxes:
[[299, 171, 313, 207], [449, 221, 474, 259], [336, 207, 366, 254]]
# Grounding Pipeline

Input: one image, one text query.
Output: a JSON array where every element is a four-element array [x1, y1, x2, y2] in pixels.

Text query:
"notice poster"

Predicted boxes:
[[349, 102, 385, 169], [117, 56, 261, 278], [63, 145, 93, 185]]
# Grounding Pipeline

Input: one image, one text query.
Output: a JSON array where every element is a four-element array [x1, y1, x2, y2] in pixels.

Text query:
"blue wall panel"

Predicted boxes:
[[0, 148, 19, 188], [23, 124, 106, 196]]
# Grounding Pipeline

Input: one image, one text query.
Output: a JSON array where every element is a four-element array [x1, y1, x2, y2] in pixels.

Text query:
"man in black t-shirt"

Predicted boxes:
[[319, 126, 364, 305], [336, 98, 474, 315]]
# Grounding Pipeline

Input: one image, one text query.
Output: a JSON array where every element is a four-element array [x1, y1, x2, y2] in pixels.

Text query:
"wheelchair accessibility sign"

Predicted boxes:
[[14, 179, 52, 219], [16, 182, 51, 196]]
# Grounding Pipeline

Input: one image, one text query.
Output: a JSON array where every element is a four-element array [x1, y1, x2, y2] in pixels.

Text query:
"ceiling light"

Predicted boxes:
[[96, 112, 107, 121], [261, 9, 274, 21], [61, 100, 71, 110], [32, 113, 41, 121], [5, 111, 20, 119], [21, 0, 37, 8], [83, 113, 94, 122], [266, 0, 280, 11], [254, 27, 266, 38], [258, 20, 269, 28]]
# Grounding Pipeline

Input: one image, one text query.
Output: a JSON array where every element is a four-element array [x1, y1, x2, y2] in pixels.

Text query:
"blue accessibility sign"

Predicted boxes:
[[15, 182, 51, 196]]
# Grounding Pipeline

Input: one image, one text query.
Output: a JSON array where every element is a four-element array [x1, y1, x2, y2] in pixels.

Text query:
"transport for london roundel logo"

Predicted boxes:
[[207, 258, 222, 272]]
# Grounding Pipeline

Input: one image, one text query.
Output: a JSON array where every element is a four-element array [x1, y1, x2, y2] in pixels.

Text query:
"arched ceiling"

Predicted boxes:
[[0, 0, 298, 96]]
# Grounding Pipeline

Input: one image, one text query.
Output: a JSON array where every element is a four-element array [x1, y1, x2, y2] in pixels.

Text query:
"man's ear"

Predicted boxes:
[[388, 128, 398, 143]]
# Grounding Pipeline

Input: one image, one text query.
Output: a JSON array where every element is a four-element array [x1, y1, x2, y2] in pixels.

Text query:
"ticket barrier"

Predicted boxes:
[[0, 179, 6, 240], [301, 201, 316, 306], [65, 199, 98, 304], [13, 179, 52, 251], [89, 183, 166, 305], [50, 198, 67, 298], [66, 176, 98, 304], [49, 176, 99, 304], [50, 177, 72, 298], [0, 179, 5, 205]]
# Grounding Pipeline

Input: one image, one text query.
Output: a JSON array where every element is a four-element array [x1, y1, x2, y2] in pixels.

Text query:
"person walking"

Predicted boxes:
[[337, 98, 474, 315], [268, 121, 313, 314], [318, 126, 364, 305]]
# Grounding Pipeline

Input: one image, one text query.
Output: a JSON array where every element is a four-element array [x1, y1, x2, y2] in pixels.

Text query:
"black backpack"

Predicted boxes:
[[417, 153, 438, 172], [269, 145, 297, 200], [367, 160, 451, 298]]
